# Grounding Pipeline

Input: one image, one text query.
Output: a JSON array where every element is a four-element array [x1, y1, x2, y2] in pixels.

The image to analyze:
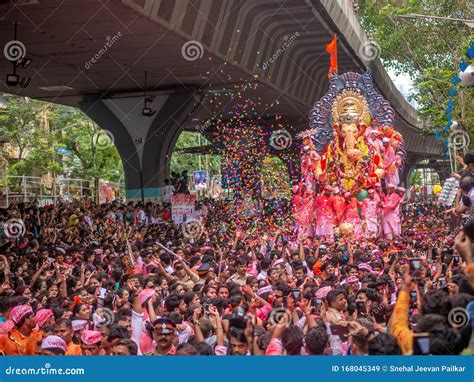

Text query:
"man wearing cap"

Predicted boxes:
[[80, 330, 103, 355], [382, 184, 402, 238], [0, 305, 39, 355], [357, 263, 374, 281], [325, 289, 348, 326], [35, 308, 54, 332], [151, 318, 177, 355], [39, 335, 67, 356], [344, 275, 361, 294], [366, 119, 383, 152], [314, 185, 336, 238], [361, 189, 381, 238], [195, 262, 212, 283]]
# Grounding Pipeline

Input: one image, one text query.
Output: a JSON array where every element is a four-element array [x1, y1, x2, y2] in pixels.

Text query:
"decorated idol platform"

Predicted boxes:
[[293, 70, 406, 240]]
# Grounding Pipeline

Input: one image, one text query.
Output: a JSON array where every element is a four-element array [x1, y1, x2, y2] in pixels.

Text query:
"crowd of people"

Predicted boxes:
[[0, 154, 473, 357]]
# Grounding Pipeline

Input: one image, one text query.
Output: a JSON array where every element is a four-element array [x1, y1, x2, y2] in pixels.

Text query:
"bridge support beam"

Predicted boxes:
[[80, 92, 199, 202]]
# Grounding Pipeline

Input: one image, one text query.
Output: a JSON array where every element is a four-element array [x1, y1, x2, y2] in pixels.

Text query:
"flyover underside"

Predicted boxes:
[[79, 91, 200, 201], [0, 0, 443, 201]]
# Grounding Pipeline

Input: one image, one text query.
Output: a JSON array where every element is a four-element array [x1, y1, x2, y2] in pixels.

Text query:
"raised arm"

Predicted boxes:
[[147, 296, 157, 323], [208, 307, 225, 347], [58, 269, 69, 298], [79, 262, 86, 286], [231, 229, 242, 252], [388, 271, 414, 355], [299, 298, 316, 330], [151, 255, 174, 282], [193, 317, 205, 344], [178, 255, 200, 284], [129, 280, 143, 315], [347, 242, 354, 265]]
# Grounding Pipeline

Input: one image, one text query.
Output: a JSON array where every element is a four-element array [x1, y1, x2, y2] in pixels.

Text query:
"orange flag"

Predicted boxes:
[[326, 35, 338, 78]]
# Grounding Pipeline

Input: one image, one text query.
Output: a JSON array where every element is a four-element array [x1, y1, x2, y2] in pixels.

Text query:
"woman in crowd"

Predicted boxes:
[[0, 172, 473, 356]]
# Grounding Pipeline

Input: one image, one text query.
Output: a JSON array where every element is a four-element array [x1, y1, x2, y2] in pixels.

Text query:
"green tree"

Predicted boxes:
[[0, 95, 63, 186], [171, 131, 221, 177], [49, 106, 123, 183], [358, 0, 474, 145], [0, 94, 123, 187], [0, 95, 49, 162]]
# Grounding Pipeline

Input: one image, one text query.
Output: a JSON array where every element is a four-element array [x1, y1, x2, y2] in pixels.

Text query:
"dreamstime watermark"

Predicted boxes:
[[261, 32, 300, 70], [269, 307, 286, 325], [93, 130, 115, 149], [181, 40, 204, 61], [194, 119, 212, 133], [93, 307, 115, 328], [358, 40, 381, 61], [84, 32, 123, 70], [448, 130, 470, 150], [3, 218, 25, 239], [3, 40, 26, 62], [359, 305, 382, 327], [4, 364, 84, 376], [447, 307, 469, 328], [270, 129, 292, 150]]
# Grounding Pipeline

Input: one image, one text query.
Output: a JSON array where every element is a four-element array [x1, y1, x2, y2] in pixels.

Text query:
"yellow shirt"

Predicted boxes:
[[390, 290, 413, 355]]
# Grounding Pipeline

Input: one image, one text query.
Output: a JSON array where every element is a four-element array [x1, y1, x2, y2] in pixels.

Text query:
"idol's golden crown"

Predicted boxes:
[[332, 90, 369, 125]]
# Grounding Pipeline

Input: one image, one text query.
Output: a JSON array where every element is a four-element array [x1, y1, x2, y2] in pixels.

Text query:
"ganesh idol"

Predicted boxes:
[[310, 89, 385, 193], [294, 69, 404, 237]]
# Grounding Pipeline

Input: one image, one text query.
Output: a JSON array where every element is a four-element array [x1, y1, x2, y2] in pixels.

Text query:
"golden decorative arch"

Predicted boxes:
[[332, 90, 370, 125]]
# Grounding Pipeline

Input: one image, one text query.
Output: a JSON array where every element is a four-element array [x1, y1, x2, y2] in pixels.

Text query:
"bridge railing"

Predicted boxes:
[[0, 175, 105, 207]]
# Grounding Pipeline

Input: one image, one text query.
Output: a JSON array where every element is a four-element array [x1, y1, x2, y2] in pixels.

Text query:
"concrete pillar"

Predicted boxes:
[[80, 91, 199, 202]]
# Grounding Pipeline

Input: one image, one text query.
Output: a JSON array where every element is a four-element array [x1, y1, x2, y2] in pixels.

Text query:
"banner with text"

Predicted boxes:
[[171, 194, 196, 224]]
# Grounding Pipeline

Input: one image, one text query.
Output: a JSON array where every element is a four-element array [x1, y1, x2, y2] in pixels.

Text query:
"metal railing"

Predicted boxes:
[[0, 176, 118, 207]]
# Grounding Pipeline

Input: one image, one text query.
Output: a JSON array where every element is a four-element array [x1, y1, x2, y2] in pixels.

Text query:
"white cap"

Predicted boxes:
[[41, 335, 67, 352]]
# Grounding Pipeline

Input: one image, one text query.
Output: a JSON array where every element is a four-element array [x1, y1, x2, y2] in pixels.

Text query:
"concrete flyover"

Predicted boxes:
[[0, 0, 443, 201]]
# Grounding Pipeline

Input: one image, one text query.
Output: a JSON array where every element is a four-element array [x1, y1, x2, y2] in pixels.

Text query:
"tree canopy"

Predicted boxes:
[[358, 0, 474, 146], [0, 95, 123, 183]]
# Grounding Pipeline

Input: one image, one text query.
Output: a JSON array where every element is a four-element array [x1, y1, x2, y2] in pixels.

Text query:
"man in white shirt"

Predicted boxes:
[[162, 179, 175, 204], [136, 206, 147, 225], [256, 258, 272, 281]]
